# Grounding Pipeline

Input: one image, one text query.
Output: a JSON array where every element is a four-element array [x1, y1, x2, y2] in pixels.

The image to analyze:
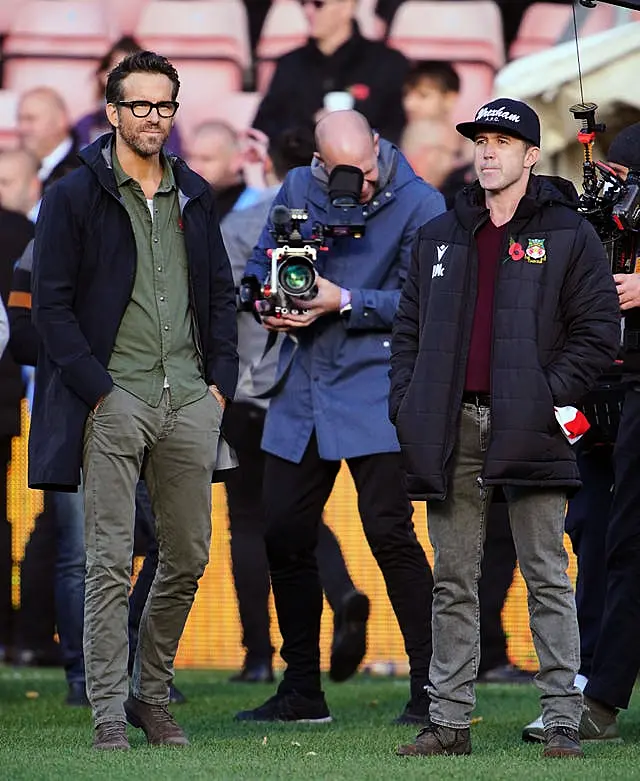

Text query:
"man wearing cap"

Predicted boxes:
[[390, 98, 620, 758]]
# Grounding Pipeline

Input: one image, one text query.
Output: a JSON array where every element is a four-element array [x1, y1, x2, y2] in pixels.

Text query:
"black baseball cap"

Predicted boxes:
[[456, 98, 541, 147], [608, 122, 640, 170]]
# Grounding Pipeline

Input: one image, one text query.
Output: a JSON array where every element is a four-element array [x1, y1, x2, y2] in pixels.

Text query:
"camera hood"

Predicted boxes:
[[328, 165, 364, 206]]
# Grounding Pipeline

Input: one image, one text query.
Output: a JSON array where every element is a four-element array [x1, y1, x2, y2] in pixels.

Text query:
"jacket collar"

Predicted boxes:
[[78, 133, 209, 203]]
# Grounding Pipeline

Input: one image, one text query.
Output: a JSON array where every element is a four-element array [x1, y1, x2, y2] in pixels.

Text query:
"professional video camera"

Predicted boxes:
[[570, 102, 640, 274], [239, 165, 366, 318]]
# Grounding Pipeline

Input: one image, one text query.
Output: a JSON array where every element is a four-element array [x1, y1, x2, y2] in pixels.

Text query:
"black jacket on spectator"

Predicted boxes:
[[0, 209, 34, 438], [29, 133, 238, 491], [390, 175, 620, 500], [253, 23, 409, 143]]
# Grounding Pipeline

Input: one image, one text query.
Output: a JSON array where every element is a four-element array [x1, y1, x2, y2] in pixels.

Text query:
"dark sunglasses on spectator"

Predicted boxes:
[[299, 0, 328, 8], [114, 100, 179, 118]]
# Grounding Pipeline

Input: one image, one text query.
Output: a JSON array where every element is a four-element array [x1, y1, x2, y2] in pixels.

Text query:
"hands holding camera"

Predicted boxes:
[[615, 272, 640, 311], [262, 276, 343, 331]]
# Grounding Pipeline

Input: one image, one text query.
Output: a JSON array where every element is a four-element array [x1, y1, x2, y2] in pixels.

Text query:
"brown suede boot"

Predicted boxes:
[[124, 696, 189, 746], [93, 721, 130, 750], [397, 724, 471, 756]]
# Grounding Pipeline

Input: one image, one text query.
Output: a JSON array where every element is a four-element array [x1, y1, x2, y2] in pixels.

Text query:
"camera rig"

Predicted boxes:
[[569, 101, 640, 274], [239, 164, 366, 318]]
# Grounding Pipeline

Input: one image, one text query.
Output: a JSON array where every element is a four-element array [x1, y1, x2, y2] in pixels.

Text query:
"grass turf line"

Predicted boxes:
[[2, 669, 640, 780]]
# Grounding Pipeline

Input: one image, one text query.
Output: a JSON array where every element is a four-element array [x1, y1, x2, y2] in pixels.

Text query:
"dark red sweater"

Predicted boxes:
[[464, 218, 506, 393]]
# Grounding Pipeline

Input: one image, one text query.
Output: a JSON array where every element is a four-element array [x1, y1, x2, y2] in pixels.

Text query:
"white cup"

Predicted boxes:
[[323, 91, 355, 112]]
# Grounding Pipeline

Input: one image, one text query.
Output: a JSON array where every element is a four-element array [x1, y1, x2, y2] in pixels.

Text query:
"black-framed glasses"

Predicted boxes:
[[115, 100, 179, 118]]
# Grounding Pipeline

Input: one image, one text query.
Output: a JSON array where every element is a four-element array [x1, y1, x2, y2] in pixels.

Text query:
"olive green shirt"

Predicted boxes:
[[108, 148, 206, 408]]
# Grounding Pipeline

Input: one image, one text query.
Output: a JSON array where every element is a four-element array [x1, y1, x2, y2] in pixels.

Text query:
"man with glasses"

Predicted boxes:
[[29, 51, 238, 750], [253, 0, 409, 143]]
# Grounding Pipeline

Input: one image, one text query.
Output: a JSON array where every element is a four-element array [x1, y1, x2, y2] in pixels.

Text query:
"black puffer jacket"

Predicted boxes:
[[390, 175, 621, 500]]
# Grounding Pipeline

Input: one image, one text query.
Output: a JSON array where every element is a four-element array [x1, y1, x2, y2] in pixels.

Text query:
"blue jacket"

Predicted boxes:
[[29, 134, 238, 490], [244, 140, 445, 463]]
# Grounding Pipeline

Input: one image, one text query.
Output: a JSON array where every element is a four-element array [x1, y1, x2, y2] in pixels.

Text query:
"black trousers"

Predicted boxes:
[[224, 403, 355, 663], [263, 435, 434, 697], [564, 443, 614, 678], [585, 385, 640, 709]]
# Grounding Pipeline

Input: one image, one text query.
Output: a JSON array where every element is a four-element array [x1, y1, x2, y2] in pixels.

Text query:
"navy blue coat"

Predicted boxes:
[[390, 175, 621, 500], [244, 141, 445, 463], [29, 134, 238, 490]]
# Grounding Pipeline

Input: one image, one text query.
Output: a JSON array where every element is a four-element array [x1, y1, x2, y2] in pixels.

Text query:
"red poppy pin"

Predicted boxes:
[[178, 216, 184, 231], [508, 237, 524, 261], [349, 83, 370, 102]]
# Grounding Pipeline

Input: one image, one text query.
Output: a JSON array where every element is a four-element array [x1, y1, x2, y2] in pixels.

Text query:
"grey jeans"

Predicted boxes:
[[427, 401, 582, 730], [82, 385, 222, 726]]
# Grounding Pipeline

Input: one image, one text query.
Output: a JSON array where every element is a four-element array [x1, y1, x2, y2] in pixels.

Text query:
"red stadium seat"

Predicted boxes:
[[387, 0, 504, 69], [0, 90, 19, 151], [387, 1, 504, 129], [178, 91, 262, 141], [106, 0, 149, 36], [3, 1, 110, 121], [509, 2, 617, 60], [136, 0, 251, 123]]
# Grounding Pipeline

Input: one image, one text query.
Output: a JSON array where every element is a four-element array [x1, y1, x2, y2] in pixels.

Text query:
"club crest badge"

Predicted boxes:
[[525, 238, 547, 264]]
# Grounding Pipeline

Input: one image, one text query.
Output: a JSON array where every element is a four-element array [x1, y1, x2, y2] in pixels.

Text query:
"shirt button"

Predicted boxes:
[[153, 238, 159, 243], [157, 266, 162, 272], [160, 296, 165, 301], [164, 325, 169, 331]]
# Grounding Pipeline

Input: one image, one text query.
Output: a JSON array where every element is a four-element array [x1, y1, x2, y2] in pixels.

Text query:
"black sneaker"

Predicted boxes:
[[477, 664, 535, 684], [329, 590, 370, 683], [543, 726, 584, 758], [393, 690, 431, 725], [234, 690, 332, 723]]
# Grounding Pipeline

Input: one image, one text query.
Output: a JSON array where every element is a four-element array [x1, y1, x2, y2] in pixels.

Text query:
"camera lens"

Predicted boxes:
[[279, 260, 316, 297]]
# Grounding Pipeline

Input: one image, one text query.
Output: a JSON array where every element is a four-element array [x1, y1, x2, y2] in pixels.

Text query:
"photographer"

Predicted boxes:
[[236, 110, 444, 724], [577, 121, 640, 742]]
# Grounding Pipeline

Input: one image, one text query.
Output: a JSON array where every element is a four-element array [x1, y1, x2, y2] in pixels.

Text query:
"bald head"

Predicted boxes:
[[401, 119, 458, 189], [314, 111, 380, 203], [0, 149, 41, 216], [188, 121, 244, 190], [18, 87, 71, 160]]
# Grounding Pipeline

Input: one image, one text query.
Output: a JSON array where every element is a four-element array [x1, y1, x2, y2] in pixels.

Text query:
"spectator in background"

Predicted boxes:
[[0, 296, 8, 360], [402, 61, 460, 127], [401, 119, 459, 191], [0, 150, 41, 222], [222, 126, 370, 685], [0, 206, 33, 663], [17, 88, 81, 193], [188, 121, 261, 220], [252, 0, 409, 143], [74, 36, 183, 157]]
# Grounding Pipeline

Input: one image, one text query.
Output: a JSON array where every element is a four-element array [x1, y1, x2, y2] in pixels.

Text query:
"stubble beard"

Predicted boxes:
[[118, 120, 170, 158]]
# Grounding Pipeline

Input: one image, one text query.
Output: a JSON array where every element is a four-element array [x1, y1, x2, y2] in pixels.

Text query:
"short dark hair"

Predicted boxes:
[[105, 50, 180, 104], [404, 61, 460, 95], [268, 126, 316, 180]]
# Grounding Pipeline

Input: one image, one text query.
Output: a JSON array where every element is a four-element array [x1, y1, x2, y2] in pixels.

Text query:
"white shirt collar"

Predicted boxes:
[[38, 136, 74, 183], [27, 199, 41, 223]]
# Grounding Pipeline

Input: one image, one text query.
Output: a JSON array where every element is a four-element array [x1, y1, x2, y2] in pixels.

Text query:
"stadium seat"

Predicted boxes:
[[357, 0, 387, 41], [136, 0, 251, 122], [387, 0, 505, 69], [387, 1, 504, 129], [255, 0, 308, 93], [178, 91, 262, 141], [0, 90, 19, 151], [509, 2, 617, 60], [3, 1, 110, 121], [106, 0, 149, 36]]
